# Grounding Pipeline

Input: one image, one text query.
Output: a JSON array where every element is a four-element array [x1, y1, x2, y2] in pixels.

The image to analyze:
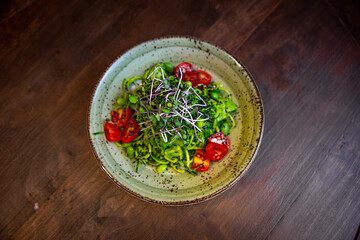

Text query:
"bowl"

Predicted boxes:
[[88, 36, 264, 205]]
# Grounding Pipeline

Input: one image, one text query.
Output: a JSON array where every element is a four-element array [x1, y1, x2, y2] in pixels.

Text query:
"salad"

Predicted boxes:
[[97, 62, 238, 175]]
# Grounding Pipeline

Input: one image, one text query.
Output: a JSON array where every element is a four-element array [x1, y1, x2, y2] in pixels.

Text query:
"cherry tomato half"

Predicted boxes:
[[122, 118, 140, 143], [191, 149, 211, 172], [193, 70, 211, 87], [174, 62, 194, 79], [115, 108, 132, 128], [207, 132, 230, 147], [205, 142, 229, 162], [183, 72, 199, 87], [104, 122, 123, 142], [182, 70, 212, 89], [111, 110, 119, 123]]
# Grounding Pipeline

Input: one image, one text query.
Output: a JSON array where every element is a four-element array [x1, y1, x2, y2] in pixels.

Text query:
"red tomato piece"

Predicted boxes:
[[194, 70, 211, 87], [183, 70, 212, 89], [116, 108, 132, 128], [174, 62, 194, 79], [207, 132, 230, 147], [205, 142, 229, 162], [122, 118, 140, 143], [111, 110, 119, 123], [183, 72, 199, 86], [104, 122, 123, 142], [191, 149, 211, 172]]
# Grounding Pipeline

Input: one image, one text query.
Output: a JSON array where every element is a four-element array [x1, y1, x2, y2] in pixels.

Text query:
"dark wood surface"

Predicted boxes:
[[1, 0, 359, 239]]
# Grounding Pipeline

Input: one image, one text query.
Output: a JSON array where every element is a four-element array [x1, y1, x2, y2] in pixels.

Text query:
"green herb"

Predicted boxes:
[[129, 96, 138, 103], [93, 131, 105, 135]]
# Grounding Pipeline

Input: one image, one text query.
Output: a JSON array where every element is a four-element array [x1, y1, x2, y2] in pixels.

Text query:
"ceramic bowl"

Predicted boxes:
[[88, 36, 264, 205]]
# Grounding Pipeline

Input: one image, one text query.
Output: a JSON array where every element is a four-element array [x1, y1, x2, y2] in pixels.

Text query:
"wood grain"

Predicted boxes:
[[0, 0, 359, 239]]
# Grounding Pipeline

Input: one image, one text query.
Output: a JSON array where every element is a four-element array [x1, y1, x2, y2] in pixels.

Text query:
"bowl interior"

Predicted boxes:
[[88, 37, 263, 205]]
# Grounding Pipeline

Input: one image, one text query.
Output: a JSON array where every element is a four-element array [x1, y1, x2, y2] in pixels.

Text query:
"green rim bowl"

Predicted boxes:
[[88, 36, 264, 205]]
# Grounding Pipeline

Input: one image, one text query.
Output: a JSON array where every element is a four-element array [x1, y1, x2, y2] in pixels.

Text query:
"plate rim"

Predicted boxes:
[[87, 35, 264, 206]]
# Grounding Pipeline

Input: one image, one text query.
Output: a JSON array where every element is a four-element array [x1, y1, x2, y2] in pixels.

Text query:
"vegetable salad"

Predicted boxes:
[[100, 62, 238, 175]]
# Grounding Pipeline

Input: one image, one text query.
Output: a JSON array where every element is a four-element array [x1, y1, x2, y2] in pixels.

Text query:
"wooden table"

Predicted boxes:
[[1, 0, 359, 239]]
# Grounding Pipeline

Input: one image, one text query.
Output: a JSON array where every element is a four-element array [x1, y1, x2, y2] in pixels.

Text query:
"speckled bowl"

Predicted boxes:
[[88, 37, 264, 205]]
